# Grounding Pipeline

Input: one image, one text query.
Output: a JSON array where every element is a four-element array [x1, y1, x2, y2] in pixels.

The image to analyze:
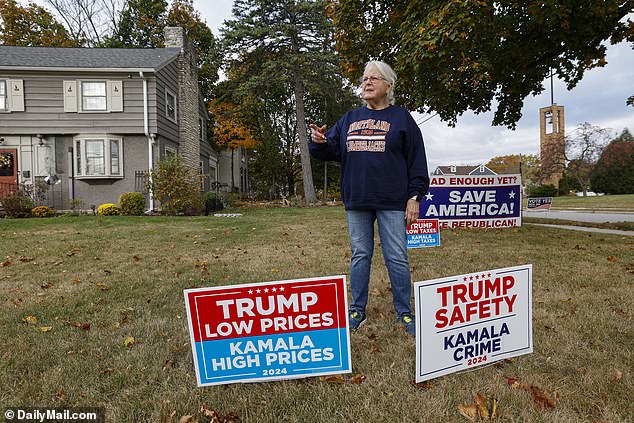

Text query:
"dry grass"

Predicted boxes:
[[1, 207, 633, 422]]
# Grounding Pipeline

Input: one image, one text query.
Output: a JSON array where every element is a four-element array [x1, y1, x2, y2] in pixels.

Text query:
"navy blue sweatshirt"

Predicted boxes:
[[310, 105, 430, 211]]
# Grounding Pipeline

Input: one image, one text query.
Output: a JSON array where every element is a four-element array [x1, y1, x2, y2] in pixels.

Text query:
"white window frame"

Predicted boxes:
[[165, 88, 177, 122], [80, 81, 108, 112], [199, 118, 205, 141], [0, 80, 7, 112], [73, 134, 124, 179]]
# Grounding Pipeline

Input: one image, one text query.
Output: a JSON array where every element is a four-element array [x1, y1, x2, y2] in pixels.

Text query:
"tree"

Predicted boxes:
[[486, 154, 539, 186], [167, 0, 220, 102], [327, 0, 634, 128], [222, 0, 339, 204], [105, 0, 167, 48], [591, 128, 634, 194], [0, 0, 75, 46], [209, 99, 257, 192], [147, 154, 203, 215], [563, 123, 612, 196], [44, 0, 123, 47]]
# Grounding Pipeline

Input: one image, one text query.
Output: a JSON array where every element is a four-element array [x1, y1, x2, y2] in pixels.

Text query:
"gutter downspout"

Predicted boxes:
[[140, 71, 154, 211]]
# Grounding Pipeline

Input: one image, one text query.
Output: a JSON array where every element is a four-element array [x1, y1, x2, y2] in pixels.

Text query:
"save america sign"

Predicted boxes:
[[414, 265, 533, 382]]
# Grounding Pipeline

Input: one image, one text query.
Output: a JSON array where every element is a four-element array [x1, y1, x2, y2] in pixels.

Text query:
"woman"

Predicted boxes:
[[309, 60, 430, 335]]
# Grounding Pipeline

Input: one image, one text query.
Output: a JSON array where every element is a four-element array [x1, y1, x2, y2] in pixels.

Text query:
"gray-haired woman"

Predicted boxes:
[[309, 60, 430, 335]]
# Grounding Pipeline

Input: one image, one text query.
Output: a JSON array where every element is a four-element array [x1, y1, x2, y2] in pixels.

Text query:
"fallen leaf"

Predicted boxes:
[[37, 326, 53, 332], [41, 281, 53, 289], [350, 374, 367, 385], [20, 256, 33, 262], [457, 401, 478, 421], [607, 255, 617, 262], [320, 374, 345, 384], [123, 336, 136, 347], [56, 388, 67, 400], [133, 255, 141, 261], [530, 386, 556, 409], [23, 315, 38, 325], [177, 416, 195, 423], [67, 321, 91, 330], [163, 359, 175, 370], [507, 377, 519, 388], [100, 368, 116, 375], [1, 260, 11, 267]]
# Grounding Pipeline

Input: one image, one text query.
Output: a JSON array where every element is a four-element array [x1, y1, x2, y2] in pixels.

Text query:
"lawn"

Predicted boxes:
[[1, 207, 632, 422]]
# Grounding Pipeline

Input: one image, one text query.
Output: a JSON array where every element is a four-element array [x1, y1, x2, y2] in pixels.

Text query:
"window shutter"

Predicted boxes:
[[63, 80, 78, 112], [108, 80, 123, 112], [8, 79, 24, 111]]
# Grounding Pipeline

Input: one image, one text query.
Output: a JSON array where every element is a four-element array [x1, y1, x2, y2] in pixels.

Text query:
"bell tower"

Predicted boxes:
[[539, 103, 565, 187]]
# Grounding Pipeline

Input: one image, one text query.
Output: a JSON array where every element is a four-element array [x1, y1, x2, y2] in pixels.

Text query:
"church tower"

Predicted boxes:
[[539, 103, 565, 187]]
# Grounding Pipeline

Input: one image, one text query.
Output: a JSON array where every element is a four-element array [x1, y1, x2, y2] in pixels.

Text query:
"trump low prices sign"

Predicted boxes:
[[184, 276, 351, 386], [414, 265, 533, 382], [421, 175, 522, 229]]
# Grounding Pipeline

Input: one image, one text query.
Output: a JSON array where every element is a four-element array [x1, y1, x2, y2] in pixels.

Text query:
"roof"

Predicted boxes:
[[433, 165, 497, 176], [0, 46, 181, 71]]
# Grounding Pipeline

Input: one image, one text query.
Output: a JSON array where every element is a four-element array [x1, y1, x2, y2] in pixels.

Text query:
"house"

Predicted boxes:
[[432, 164, 497, 176], [0, 27, 240, 211]]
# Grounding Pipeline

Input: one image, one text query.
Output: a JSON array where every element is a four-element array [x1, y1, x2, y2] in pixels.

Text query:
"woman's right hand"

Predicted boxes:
[[309, 123, 327, 143]]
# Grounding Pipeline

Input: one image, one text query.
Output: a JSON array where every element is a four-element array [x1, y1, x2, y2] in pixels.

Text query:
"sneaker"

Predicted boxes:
[[348, 310, 367, 331], [397, 312, 416, 336]]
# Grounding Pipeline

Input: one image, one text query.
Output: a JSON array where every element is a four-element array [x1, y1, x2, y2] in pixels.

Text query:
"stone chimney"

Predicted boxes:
[[164, 27, 200, 169]]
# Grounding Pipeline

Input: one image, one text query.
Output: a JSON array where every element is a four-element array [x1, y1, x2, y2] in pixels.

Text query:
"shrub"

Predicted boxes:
[[97, 203, 120, 216], [147, 155, 203, 215], [204, 191, 224, 215], [527, 184, 558, 197], [119, 192, 146, 216], [32, 206, 56, 218], [0, 194, 35, 218]]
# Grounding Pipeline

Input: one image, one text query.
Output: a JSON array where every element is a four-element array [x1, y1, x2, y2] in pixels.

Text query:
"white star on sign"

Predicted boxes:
[[272, 287, 277, 292], [425, 192, 434, 201], [248, 290, 253, 294], [509, 191, 516, 199], [279, 287, 285, 292], [264, 288, 269, 293], [256, 289, 261, 294]]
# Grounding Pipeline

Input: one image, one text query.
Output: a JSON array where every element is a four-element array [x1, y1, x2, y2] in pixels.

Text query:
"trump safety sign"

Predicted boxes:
[[414, 265, 533, 382], [421, 175, 522, 229], [184, 275, 351, 386]]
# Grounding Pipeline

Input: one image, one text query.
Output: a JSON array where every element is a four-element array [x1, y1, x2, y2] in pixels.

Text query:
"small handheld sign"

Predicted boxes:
[[184, 275, 351, 386], [407, 219, 440, 249], [414, 265, 532, 382]]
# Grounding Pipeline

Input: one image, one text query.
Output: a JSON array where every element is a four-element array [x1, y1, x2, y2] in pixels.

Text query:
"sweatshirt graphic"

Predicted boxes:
[[309, 105, 430, 211]]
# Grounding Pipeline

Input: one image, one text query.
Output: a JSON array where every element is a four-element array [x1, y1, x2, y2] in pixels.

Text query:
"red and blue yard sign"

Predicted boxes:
[[184, 275, 351, 386], [407, 219, 440, 249]]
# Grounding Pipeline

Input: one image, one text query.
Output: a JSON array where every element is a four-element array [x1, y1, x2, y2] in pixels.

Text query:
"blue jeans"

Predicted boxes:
[[346, 210, 412, 316]]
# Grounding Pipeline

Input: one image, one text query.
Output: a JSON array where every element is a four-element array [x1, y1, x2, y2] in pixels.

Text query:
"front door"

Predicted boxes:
[[0, 148, 18, 198]]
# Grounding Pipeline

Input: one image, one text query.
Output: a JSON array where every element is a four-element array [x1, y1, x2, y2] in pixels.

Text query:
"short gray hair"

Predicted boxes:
[[363, 61, 397, 105]]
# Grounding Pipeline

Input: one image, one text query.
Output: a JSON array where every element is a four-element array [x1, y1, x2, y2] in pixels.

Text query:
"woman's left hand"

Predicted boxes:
[[406, 199, 420, 227]]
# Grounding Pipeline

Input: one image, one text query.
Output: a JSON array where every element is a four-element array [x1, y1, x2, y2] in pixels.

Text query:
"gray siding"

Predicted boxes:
[[154, 60, 179, 144], [0, 71, 148, 135]]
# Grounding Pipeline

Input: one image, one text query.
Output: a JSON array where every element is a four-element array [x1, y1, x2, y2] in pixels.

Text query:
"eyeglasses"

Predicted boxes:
[[360, 76, 387, 84]]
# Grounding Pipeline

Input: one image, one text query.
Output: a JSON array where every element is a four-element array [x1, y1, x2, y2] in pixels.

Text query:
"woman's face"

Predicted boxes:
[[361, 65, 391, 106]]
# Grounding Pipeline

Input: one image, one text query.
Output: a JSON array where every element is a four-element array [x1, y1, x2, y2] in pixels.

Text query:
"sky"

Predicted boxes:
[[194, 0, 633, 172]]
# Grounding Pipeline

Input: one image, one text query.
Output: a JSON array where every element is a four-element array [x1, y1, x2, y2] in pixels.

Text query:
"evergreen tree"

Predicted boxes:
[[222, 0, 344, 204]]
